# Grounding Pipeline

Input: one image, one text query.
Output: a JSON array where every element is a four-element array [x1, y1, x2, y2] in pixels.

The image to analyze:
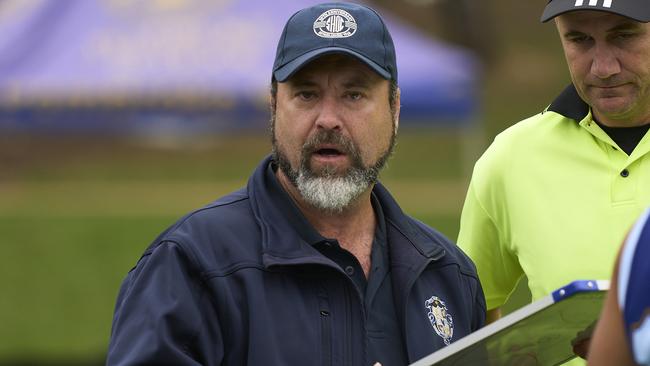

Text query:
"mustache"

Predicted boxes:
[[302, 130, 356, 156], [586, 77, 629, 88]]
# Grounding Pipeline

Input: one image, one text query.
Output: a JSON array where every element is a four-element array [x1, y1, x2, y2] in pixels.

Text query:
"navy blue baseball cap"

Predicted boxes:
[[541, 0, 650, 22], [272, 2, 397, 82]]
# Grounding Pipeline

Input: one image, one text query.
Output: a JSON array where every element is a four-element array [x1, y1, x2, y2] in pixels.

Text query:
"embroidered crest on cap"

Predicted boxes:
[[313, 9, 357, 38], [425, 295, 454, 345]]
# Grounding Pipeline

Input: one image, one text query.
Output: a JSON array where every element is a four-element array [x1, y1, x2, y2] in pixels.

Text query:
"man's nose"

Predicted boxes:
[[315, 95, 343, 131], [590, 45, 621, 80]]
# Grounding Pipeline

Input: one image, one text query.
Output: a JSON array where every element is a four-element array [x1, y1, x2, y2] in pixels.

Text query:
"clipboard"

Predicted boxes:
[[410, 280, 610, 366]]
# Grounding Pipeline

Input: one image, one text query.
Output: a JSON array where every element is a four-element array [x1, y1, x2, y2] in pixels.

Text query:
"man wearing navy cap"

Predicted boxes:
[[458, 0, 650, 362], [107, 3, 485, 365]]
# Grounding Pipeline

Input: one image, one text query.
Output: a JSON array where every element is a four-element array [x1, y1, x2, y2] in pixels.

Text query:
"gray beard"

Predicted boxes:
[[273, 129, 394, 214], [294, 164, 374, 214]]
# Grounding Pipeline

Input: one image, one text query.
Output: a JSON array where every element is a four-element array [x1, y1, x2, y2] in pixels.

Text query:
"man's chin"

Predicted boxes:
[[592, 100, 635, 120], [308, 163, 351, 179], [310, 170, 349, 180]]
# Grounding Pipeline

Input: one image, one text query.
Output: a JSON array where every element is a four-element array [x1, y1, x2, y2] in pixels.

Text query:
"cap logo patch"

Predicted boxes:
[[575, 0, 612, 7], [313, 9, 357, 38]]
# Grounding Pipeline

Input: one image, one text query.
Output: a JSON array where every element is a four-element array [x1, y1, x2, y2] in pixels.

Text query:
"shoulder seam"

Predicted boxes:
[[162, 194, 250, 241]]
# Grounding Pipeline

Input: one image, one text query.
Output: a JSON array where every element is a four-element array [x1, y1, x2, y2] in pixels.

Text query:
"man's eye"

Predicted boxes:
[[568, 35, 590, 44], [346, 92, 363, 100], [613, 32, 636, 40], [297, 91, 316, 100]]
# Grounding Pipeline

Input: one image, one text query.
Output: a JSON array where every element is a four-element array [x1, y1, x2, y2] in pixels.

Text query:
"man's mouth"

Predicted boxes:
[[591, 81, 629, 90], [314, 147, 344, 157], [311, 144, 347, 158]]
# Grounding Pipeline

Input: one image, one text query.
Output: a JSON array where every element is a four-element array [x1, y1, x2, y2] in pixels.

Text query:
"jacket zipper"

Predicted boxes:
[[344, 275, 366, 366], [318, 291, 332, 366]]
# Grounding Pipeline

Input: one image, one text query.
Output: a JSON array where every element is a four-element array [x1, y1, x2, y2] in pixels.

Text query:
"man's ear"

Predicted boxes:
[[269, 81, 278, 114], [269, 93, 277, 116], [394, 87, 401, 132]]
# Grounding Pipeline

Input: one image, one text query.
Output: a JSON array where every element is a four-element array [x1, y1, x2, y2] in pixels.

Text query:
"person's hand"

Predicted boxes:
[[571, 322, 596, 359], [572, 337, 591, 359]]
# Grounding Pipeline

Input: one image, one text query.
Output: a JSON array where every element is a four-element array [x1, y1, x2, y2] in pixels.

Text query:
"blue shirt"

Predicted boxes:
[[618, 207, 650, 366]]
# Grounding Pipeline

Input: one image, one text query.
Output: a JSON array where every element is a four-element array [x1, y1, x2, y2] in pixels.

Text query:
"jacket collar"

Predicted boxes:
[[371, 183, 445, 260], [247, 156, 330, 268], [546, 84, 589, 122], [246, 155, 445, 268]]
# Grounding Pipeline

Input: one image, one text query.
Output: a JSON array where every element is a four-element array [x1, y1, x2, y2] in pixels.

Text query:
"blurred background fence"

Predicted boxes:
[[0, 0, 568, 364]]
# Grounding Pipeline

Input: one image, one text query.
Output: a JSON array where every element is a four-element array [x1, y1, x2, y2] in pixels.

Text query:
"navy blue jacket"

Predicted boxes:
[[107, 156, 485, 365]]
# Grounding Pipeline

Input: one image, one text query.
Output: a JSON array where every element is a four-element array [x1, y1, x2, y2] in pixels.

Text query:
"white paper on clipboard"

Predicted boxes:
[[410, 280, 610, 366]]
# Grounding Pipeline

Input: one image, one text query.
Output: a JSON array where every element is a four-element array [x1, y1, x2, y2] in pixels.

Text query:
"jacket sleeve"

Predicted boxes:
[[472, 270, 487, 331], [107, 241, 222, 365]]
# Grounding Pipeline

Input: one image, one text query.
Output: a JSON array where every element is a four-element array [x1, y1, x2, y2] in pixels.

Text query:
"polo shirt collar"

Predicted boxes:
[[263, 158, 388, 251], [546, 84, 589, 122], [548, 85, 650, 156]]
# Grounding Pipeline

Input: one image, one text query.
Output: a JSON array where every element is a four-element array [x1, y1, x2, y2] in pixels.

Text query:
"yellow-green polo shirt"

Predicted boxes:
[[458, 85, 650, 310]]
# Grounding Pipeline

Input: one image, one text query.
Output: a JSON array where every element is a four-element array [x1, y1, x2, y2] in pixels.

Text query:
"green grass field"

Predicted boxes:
[[2, 131, 508, 364]]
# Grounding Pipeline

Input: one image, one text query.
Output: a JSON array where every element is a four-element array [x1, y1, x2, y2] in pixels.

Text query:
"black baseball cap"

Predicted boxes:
[[272, 2, 397, 82], [541, 0, 650, 22]]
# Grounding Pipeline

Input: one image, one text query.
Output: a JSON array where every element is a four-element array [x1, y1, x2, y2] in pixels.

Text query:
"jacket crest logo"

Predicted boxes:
[[313, 9, 357, 38], [425, 295, 454, 345]]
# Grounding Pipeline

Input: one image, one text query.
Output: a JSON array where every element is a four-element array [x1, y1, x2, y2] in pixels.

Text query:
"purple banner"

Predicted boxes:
[[0, 0, 478, 125]]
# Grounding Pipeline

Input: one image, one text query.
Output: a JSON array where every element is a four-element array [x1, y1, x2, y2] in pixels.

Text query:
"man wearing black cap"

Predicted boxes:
[[458, 0, 650, 362], [106, 3, 485, 365]]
